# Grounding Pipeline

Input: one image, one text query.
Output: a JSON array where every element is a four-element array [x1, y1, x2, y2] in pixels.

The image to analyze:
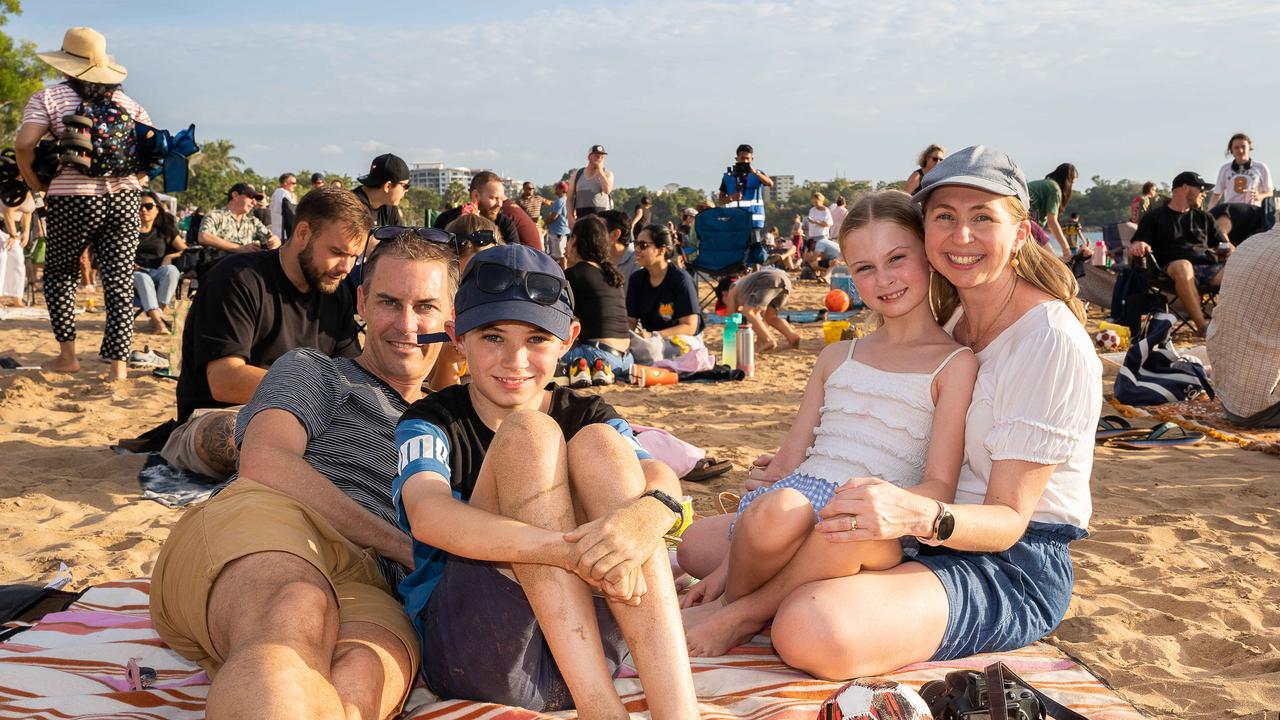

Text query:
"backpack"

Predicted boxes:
[[72, 88, 140, 177], [1109, 262, 1158, 336], [1113, 312, 1214, 405]]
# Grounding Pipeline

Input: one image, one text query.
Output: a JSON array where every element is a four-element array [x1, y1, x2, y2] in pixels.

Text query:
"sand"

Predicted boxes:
[[1, 283, 1278, 719]]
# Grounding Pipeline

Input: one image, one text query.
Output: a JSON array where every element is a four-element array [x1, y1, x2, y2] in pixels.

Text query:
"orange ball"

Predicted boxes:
[[824, 288, 851, 313]]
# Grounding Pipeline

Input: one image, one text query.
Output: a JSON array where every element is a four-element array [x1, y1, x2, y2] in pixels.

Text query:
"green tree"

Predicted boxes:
[[0, 1, 57, 145], [399, 186, 443, 226], [1064, 176, 1169, 228], [443, 180, 467, 207]]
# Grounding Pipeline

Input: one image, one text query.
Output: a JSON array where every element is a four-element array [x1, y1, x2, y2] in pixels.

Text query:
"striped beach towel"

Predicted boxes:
[[0, 579, 1146, 719]]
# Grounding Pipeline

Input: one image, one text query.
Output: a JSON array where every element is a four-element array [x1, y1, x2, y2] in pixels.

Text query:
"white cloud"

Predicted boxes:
[[319, 144, 344, 155]]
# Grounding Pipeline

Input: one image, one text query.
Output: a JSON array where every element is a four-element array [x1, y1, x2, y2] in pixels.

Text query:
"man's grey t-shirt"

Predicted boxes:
[[228, 347, 410, 588]]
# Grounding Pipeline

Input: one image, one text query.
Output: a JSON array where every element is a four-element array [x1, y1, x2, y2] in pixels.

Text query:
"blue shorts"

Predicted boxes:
[[1194, 262, 1224, 287], [905, 522, 1088, 661], [732, 473, 838, 536], [561, 341, 634, 375]]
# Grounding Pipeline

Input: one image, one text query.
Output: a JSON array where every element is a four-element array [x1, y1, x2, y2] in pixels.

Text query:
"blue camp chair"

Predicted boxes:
[[683, 207, 765, 308]]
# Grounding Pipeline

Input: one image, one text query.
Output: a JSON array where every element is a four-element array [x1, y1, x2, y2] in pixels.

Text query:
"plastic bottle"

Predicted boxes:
[[629, 365, 679, 387], [737, 325, 755, 378], [1091, 239, 1106, 266], [723, 313, 740, 370]]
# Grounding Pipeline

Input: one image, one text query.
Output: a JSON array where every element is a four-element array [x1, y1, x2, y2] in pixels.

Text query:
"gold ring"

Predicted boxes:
[[849, 515, 858, 532]]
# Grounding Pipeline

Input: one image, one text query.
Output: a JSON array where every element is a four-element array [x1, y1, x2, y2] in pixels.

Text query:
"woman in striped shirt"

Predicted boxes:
[[15, 27, 152, 382]]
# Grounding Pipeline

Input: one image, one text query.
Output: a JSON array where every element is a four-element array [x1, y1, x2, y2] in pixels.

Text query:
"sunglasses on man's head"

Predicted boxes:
[[364, 226, 458, 265], [468, 261, 572, 307]]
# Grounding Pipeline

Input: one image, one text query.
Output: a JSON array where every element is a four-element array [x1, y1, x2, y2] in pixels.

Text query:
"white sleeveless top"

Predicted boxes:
[[796, 339, 970, 489]]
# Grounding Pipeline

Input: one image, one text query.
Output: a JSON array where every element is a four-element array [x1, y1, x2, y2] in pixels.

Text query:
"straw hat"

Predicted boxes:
[[37, 27, 127, 84]]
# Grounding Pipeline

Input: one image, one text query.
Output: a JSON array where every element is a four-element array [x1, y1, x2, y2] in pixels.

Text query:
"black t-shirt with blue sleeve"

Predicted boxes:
[[390, 384, 653, 634]]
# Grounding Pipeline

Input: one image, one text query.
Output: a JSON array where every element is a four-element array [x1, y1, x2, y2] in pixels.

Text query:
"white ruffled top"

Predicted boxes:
[[796, 339, 969, 489], [952, 301, 1101, 529]]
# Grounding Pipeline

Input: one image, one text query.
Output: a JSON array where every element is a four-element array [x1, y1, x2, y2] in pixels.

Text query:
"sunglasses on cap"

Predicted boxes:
[[467, 261, 573, 308], [456, 229, 498, 249]]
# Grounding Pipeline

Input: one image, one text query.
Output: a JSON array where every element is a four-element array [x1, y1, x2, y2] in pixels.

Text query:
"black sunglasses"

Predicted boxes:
[[467, 261, 572, 308], [364, 225, 457, 265], [456, 229, 498, 248], [139, 202, 157, 210]]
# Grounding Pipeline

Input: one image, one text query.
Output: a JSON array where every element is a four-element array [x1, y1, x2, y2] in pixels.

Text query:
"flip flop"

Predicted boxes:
[[1095, 415, 1149, 441], [682, 457, 731, 484], [1107, 421, 1205, 449]]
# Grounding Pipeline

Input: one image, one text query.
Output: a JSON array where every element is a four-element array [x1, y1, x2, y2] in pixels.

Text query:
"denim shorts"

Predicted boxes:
[[561, 341, 634, 375], [905, 521, 1088, 661]]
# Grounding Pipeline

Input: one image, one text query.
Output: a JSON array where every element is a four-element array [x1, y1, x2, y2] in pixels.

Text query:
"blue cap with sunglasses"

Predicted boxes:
[[452, 245, 576, 341]]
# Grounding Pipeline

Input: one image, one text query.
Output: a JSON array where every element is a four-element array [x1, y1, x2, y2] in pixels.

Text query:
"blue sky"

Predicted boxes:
[[11, 1, 1280, 192]]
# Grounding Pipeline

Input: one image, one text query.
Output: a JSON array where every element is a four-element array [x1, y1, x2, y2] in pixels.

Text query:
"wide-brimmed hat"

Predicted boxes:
[[38, 27, 127, 84]]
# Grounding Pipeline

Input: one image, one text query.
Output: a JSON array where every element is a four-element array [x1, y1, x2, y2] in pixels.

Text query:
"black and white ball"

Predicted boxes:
[[817, 678, 933, 719]]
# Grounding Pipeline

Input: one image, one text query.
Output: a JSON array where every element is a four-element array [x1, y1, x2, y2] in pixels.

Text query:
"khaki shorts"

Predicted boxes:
[[159, 407, 241, 479], [149, 478, 419, 680]]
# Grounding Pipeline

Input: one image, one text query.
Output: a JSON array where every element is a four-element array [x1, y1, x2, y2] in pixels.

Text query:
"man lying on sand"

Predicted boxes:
[[149, 232, 456, 720], [160, 187, 369, 479]]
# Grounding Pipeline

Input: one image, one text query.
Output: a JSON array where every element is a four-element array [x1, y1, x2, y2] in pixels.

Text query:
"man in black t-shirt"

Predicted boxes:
[[162, 187, 373, 478], [1130, 171, 1231, 334], [432, 170, 521, 246]]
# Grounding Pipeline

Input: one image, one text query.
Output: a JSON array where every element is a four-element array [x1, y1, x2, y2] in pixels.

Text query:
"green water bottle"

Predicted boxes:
[[724, 313, 740, 370]]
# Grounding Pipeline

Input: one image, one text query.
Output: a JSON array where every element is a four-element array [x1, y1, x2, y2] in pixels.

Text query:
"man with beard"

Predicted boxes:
[[432, 170, 521, 246], [162, 187, 372, 480]]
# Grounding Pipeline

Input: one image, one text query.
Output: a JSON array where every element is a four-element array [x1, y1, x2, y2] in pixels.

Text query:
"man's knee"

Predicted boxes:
[[209, 553, 338, 653], [195, 412, 239, 477], [1166, 259, 1193, 280]]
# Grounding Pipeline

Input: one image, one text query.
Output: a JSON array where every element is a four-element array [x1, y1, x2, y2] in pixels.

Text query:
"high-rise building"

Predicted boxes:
[[766, 174, 796, 204], [408, 162, 475, 195]]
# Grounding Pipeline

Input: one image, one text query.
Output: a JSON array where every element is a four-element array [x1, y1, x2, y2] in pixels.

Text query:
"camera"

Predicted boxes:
[[919, 669, 1045, 720]]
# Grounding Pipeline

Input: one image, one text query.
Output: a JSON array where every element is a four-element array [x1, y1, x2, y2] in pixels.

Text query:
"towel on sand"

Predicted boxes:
[[0, 578, 1144, 719]]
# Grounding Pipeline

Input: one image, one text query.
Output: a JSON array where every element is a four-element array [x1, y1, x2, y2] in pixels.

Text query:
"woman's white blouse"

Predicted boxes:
[[954, 301, 1101, 528]]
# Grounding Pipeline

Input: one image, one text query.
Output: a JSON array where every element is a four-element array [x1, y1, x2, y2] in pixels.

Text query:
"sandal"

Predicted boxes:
[[1107, 421, 1205, 449], [682, 457, 731, 483], [717, 491, 741, 515], [1095, 415, 1149, 441]]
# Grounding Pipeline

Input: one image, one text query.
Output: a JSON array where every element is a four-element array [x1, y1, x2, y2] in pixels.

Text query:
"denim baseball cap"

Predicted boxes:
[[453, 245, 575, 340], [911, 145, 1030, 209]]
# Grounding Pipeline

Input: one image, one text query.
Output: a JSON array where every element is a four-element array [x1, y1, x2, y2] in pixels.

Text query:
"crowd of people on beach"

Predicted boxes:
[[6, 24, 1280, 719]]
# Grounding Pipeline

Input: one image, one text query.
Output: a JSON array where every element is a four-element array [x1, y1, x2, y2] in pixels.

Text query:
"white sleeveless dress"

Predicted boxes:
[[736, 338, 970, 520]]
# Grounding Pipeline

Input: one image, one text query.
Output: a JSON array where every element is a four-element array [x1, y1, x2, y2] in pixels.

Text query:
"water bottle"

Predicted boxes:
[[1091, 239, 1106, 266], [737, 325, 755, 378], [723, 313, 740, 370]]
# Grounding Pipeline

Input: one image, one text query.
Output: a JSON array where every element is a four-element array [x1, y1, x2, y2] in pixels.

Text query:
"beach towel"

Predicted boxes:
[[0, 578, 1144, 720], [1115, 313, 1214, 405], [135, 453, 220, 508]]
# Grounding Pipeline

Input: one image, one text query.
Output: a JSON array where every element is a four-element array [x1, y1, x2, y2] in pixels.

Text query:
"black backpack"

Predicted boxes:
[[71, 86, 140, 177]]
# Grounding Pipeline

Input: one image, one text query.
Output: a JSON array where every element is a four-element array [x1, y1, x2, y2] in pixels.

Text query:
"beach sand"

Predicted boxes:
[[1, 283, 1277, 718]]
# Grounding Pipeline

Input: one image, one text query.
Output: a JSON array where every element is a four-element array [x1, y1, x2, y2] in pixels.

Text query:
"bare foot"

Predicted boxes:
[[680, 597, 725, 629], [105, 361, 127, 382], [40, 357, 81, 373], [756, 339, 778, 354], [147, 317, 170, 334], [685, 602, 764, 657], [787, 336, 801, 350]]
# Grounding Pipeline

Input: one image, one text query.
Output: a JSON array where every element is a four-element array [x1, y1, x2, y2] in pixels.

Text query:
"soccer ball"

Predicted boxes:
[[816, 678, 933, 720], [825, 289, 852, 313], [1095, 328, 1122, 351]]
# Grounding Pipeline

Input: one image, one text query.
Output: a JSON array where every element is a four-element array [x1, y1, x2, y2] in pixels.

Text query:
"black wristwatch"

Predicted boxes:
[[920, 501, 955, 546], [640, 489, 682, 517]]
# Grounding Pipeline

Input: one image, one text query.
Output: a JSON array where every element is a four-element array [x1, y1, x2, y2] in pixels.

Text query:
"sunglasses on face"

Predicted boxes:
[[927, 155, 943, 163], [634, 241, 667, 251], [140, 202, 157, 210], [467, 261, 572, 307]]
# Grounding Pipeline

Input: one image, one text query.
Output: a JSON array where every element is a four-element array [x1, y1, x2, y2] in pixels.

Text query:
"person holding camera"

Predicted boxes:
[[718, 144, 774, 238]]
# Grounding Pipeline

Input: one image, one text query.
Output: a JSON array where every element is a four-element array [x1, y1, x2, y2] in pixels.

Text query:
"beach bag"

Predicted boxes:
[[629, 328, 664, 365], [73, 90, 140, 178], [1114, 312, 1214, 405]]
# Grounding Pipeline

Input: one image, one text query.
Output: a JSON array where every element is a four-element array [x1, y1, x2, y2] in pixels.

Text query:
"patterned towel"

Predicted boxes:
[[0, 579, 1145, 719], [136, 453, 220, 508]]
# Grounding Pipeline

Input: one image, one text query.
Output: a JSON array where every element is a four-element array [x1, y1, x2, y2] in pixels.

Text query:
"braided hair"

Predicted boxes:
[[571, 215, 624, 287]]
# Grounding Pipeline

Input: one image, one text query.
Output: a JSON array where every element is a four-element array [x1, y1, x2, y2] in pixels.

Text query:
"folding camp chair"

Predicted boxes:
[[683, 207, 764, 309], [1134, 255, 1219, 336]]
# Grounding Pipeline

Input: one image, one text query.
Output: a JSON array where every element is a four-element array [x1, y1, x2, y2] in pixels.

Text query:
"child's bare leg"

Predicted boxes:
[[742, 307, 777, 352], [763, 307, 801, 349], [687, 528, 901, 657], [567, 424, 700, 720], [723, 488, 813, 603], [474, 410, 627, 719], [675, 514, 732, 579]]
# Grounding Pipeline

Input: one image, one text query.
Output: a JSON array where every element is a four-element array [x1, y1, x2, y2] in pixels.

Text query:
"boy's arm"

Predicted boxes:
[[399, 473, 573, 568]]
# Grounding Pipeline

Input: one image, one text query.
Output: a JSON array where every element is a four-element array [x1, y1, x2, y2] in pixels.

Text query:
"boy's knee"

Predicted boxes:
[[567, 422, 630, 460], [496, 409, 562, 445]]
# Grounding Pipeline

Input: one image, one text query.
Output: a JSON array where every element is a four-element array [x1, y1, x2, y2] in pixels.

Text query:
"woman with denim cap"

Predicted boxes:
[[680, 146, 1100, 678]]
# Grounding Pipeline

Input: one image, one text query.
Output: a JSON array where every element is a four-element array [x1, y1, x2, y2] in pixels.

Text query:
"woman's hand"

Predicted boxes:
[[815, 477, 934, 542]]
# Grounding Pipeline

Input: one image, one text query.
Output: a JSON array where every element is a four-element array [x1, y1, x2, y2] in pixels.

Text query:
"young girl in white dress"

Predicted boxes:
[[682, 191, 978, 656]]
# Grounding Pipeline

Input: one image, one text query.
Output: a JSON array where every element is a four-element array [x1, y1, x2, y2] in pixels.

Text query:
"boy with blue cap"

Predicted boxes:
[[391, 244, 699, 717]]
